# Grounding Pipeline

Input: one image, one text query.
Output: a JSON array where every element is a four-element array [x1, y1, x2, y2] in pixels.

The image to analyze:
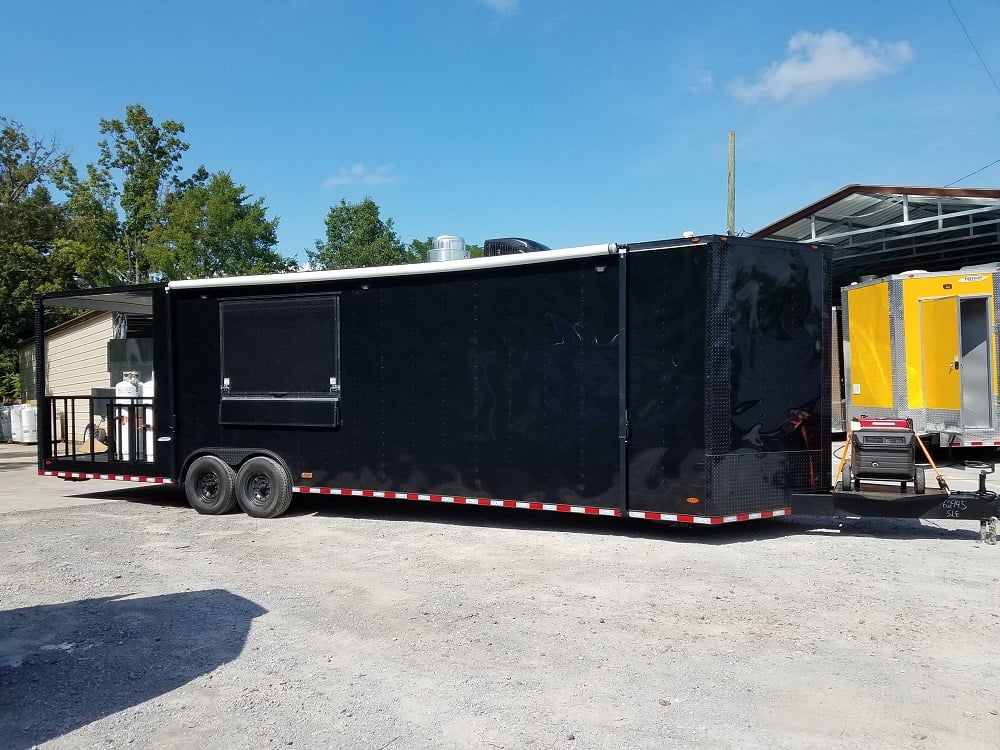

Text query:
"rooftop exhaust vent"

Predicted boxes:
[[428, 235, 469, 262]]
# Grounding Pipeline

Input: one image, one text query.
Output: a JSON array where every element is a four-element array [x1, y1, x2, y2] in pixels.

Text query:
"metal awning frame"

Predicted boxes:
[[807, 201, 1000, 245]]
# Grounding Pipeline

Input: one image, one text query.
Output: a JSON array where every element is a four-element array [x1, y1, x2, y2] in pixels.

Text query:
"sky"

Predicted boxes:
[[4, 0, 1000, 264]]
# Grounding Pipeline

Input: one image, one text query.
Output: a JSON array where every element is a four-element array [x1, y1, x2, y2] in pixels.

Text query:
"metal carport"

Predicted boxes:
[[752, 185, 1000, 294]]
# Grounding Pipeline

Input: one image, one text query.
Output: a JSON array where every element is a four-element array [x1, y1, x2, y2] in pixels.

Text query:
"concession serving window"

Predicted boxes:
[[219, 294, 341, 427]]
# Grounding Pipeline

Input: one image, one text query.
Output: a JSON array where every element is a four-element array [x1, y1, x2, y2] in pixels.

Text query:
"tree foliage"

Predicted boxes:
[[3, 106, 496, 399], [309, 197, 409, 269], [0, 106, 291, 398], [54, 103, 288, 283], [51, 159, 124, 287], [0, 118, 80, 398], [1, 118, 65, 204], [97, 104, 190, 283], [309, 200, 485, 270], [148, 171, 292, 278]]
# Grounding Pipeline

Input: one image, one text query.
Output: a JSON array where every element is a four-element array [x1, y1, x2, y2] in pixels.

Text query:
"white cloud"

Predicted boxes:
[[478, 0, 519, 15], [730, 30, 913, 104], [689, 69, 715, 93], [322, 163, 400, 188]]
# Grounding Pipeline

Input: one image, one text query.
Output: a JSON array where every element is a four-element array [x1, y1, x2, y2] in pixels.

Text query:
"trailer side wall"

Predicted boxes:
[[171, 256, 624, 509]]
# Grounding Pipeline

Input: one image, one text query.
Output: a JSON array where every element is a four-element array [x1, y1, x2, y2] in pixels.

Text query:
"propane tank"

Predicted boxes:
[[19, 404, 37, 444], [141, 374, 155, 461], [115, 372, 139, 460]]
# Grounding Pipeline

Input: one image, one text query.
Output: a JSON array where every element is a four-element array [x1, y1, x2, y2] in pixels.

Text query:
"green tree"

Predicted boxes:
[[309, 197, 408, 269], [1, 117, 65, 204], [96, 104, 191, 282], [59, 104, 289, 283], [0, 118, 74, 399], [51, 158, 123, 287], [147, 171, 293, 278]]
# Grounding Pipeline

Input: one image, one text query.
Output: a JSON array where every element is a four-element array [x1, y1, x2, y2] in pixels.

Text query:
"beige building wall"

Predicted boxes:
[[44, 312, 114, 397], [19, 312, 115, 442]]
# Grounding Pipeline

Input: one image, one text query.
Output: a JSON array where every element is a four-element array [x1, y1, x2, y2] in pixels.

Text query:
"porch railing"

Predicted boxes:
[[47, 395, 155, 464]]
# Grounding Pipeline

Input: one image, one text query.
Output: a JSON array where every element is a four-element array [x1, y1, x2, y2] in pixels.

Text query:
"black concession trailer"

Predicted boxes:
[[35, 236, 1000, 526]]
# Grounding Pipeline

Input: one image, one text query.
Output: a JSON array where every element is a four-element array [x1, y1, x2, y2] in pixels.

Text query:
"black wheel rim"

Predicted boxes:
[[198, 471, 220, 501], [246, 473, 271, 506]]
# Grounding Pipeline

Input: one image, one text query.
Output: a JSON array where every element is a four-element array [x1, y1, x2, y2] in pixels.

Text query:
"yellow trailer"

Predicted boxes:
[[842, 267, 998, 446]]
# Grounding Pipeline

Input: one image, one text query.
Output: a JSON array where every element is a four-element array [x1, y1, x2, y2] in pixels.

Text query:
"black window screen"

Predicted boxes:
[[220, 295, 340, 397]]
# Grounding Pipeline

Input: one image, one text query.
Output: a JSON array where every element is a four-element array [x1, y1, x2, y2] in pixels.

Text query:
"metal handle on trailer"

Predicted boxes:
[[908, 419, 949, 493], [833, 429, 852, 492]]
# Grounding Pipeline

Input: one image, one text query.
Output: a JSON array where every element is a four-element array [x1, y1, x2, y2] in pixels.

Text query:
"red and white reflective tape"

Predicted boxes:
[[627, 508, 791, 525], [39, 469, 173, 484], [292, 486, 790, 524], [949, 438, 1000, 447], [292, 486, 622, 516]]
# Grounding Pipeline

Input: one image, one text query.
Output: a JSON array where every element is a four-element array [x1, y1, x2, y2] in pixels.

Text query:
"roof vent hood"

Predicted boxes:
[[428, 235, 469, 262]]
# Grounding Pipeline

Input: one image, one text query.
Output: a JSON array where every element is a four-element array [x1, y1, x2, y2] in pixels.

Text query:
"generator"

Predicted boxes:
[[842, 418, 925, 493]]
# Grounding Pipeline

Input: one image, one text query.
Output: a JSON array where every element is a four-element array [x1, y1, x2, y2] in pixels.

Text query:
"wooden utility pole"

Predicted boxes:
[[727, 131, 736, 235]]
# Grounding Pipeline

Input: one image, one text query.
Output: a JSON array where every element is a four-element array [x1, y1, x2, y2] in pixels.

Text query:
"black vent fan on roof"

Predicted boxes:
[[483, 237, 551, 257]]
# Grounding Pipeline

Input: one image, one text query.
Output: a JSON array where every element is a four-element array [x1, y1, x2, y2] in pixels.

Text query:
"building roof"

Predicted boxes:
[[752, 185, 1000, 289]]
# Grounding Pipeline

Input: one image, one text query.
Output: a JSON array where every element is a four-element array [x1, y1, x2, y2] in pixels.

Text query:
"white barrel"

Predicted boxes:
[[19, 404, 37, 444], [10, 404, 23, 443], [0, 406, 10, 442], [115, 373, 140, 460]]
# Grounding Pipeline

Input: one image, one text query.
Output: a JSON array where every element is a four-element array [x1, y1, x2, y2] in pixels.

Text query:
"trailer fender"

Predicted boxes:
[[180, 448, 291, 480]]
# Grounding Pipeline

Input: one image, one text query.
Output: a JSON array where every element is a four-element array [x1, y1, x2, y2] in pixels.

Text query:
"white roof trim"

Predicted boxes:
[[168, 243, 622, 291]]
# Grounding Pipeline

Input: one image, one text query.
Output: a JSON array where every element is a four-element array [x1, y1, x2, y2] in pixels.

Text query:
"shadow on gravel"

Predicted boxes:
[[63, 484, 984, 544], [0, 589, 266, 750], [288, 494, 986, 544], [786, 515, 983, 541], [68, 484, 189, 509], [0, 458, 39, 473]]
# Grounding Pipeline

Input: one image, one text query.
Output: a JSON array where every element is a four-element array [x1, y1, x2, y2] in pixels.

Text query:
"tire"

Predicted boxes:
[[914, 466, 926, 495], [235, 456, 292, 518], [82, 424, 107, 444], [840, 464, 852, 492], [185, 455, 237, 515]]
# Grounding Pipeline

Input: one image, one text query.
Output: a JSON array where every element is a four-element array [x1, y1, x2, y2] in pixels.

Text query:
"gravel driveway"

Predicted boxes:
[[1, 445, 998, 749]]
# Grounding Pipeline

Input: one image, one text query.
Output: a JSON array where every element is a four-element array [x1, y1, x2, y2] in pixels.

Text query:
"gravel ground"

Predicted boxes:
[[1, 448, 999, 749]]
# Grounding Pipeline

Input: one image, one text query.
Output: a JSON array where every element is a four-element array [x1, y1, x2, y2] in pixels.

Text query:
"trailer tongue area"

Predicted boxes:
[[791, 484, 998, 522], [793, 416, 1000, 524]]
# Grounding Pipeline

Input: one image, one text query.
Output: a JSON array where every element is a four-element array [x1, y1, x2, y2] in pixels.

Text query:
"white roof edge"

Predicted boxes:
[[168, 243, 622, 291]]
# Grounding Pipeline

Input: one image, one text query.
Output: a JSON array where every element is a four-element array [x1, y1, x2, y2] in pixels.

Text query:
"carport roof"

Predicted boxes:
[[752, 185, 1000, 289]]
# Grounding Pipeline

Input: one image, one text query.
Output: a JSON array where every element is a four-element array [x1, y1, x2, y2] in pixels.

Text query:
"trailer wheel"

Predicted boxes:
[[839, 465, 852, 492], [235, 456, 292, 518], [914, 466, 926, 495], [185, 455, 237, 515]]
